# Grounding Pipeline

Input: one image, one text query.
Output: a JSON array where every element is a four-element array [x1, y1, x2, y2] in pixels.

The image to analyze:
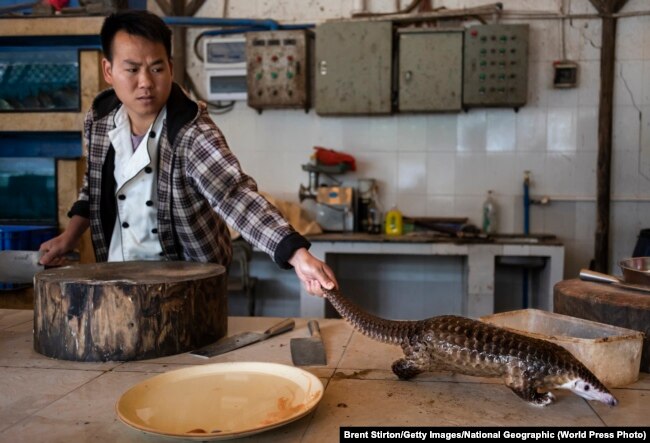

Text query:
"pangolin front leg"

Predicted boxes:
[[505, 367, 556, 406]]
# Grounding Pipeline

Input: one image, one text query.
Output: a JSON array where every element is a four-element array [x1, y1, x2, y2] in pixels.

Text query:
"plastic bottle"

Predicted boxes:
[[482, 190, 497, 235], [384, 206, 403, 236]]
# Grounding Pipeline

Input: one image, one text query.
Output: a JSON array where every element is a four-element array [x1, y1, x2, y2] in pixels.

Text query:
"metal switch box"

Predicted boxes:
[[314, 21, 393, 115], [246, 30, 312, 111], [463, 24, 529, 109], [398, 29, 463, 112]]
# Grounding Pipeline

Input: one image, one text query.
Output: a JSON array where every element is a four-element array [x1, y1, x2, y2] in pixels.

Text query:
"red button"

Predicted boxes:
[[471, 30, 478, 37], [271, 55, 278, 62]]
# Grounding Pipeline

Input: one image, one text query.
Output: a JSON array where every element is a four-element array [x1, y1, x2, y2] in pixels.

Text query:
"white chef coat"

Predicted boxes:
[[107, 106, 166, 261]]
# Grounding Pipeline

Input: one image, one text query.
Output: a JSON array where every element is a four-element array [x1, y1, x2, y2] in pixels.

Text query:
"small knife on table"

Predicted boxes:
[[579, 269, 650, 294], [190, 318, 295, 359]]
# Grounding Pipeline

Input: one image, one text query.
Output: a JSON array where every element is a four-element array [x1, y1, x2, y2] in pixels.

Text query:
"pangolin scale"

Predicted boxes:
[[323, 287, 618, 407]]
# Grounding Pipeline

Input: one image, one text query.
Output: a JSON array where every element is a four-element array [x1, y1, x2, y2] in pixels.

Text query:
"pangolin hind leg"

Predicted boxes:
[[391, 358, 425, 380]]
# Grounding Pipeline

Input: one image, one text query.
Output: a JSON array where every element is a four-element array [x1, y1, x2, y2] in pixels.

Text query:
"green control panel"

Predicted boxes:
[[463, 24, 529, 109]]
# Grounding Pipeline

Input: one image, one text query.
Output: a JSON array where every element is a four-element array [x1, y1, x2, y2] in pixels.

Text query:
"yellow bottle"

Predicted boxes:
[[384, 206, 403, 236]]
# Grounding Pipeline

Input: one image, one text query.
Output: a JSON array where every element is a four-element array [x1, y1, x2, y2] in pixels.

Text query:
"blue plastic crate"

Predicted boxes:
[[0, 225, 58, 251]]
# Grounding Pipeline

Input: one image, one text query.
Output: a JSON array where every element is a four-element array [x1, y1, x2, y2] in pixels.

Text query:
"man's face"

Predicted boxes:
[[102, 31, 173, 127]]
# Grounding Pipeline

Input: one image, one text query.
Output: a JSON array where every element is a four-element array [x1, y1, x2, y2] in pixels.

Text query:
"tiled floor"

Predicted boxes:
[[1, 310, 648, 442]]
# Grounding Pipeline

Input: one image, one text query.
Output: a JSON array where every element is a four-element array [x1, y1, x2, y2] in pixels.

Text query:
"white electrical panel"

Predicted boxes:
[[203, 36, 247, 101]]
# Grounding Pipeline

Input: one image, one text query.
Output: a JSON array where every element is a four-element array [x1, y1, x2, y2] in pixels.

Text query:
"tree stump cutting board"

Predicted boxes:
[[33, 261, 227, 362]]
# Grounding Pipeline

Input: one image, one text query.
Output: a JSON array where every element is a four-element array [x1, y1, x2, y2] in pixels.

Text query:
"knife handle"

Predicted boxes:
[[41, 251, 81, 266], [579, 269, 620, 284], [264, 318, 295, 337], [63, 251, 81, 261], [307, 320, 321, 339]]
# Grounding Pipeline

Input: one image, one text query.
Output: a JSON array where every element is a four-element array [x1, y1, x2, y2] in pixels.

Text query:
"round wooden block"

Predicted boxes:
[[554, 279, 650, 373], [34, 261, 227, 362]]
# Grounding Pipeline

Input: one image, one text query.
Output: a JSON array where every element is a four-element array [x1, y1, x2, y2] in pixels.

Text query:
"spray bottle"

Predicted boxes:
[[482, 190, 497, 235]]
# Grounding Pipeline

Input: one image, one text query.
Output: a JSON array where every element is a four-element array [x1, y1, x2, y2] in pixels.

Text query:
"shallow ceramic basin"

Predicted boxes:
[[116, 362, 323, 440]]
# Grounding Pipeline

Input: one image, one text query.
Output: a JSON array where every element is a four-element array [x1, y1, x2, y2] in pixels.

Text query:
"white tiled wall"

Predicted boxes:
[[154, 0, 650, 278]]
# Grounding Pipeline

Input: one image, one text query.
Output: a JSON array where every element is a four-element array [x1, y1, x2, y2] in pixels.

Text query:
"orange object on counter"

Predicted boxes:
[[313, 147, 356, 171]]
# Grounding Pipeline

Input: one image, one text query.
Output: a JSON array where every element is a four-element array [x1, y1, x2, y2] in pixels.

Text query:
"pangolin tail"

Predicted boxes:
[[323, 287, 423, 345]]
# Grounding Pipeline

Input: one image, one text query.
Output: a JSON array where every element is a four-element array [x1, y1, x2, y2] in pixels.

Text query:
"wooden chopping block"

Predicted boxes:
[[554, 278, 650, 372], [34, 261, 227, 362]]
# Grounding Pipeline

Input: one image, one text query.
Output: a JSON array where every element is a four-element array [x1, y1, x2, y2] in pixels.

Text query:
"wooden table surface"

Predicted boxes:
[[1, 310, 648, 442]]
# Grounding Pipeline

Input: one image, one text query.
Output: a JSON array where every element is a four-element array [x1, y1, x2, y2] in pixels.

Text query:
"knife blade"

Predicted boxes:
[[189, 318, 295, 359], [0, 250, 80, 283], [579, 269, 650, 294], [290, 320, 327, 366]]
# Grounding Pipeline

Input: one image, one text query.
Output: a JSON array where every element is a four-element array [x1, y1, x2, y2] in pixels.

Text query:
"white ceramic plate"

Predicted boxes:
[[116, 362, 324, 440]]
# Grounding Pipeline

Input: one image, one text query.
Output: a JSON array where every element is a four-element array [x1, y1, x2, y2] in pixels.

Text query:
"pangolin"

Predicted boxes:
[[323, 287, 618, 407]]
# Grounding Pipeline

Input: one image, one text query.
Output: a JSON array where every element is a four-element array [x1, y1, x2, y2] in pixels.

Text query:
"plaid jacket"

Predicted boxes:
[[69, 83, 309, 268]]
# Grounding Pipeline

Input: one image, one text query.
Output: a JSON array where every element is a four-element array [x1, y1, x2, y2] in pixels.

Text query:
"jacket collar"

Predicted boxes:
[[91, 83, 198, 146]]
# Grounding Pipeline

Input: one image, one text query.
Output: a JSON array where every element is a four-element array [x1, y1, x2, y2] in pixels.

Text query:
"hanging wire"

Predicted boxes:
[[560, 0, 566, 60], [184, 67, 236, 114]]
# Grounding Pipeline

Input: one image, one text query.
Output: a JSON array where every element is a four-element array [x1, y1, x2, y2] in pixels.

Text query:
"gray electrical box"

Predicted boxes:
[[314, 21, 393, 115], [398, 28, 463, 112], [463, 24, 529, 109], [246, 30, 312, 111]]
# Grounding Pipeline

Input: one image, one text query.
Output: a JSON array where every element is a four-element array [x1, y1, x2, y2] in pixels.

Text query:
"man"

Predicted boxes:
[[39, 10, 336, 296]]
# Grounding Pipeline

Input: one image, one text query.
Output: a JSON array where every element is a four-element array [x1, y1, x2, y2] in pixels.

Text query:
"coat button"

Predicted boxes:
[[122, 222, 129, 228], [149, 130, 156, 138], [144, 166, 153, 173], [146, 200, 153, 206], [118, 194, 126, 200], [151, 228, 158, 234]]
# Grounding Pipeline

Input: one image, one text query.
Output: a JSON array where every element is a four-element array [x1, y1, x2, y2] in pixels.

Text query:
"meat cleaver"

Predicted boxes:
[[0, 250, 80, 283], [290, 320, 327, 366], [190, 318, 295, 359]]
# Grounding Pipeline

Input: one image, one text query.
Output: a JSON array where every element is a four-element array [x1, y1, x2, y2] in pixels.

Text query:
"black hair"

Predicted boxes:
[[100, 10, 172, 62]]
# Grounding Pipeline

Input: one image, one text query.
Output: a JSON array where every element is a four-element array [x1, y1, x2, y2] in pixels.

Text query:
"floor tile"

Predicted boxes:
[[0, 309, 31, 330], [0, 367, 103, 433], [0, 369, 324, 443], [591, 388, 650, 426], [303, 378, 606, 441]]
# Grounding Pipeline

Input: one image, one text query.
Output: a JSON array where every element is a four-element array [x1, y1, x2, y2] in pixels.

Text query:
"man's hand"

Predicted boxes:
[[39, 216, 89, 265], [288, 248, 337, 297]]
